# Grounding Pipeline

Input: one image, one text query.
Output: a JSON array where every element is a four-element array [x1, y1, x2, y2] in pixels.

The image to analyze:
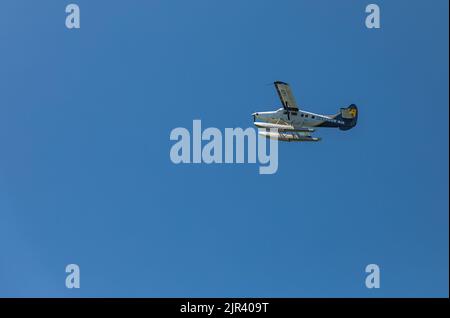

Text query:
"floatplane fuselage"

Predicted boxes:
[[252, 81, 358, 142]]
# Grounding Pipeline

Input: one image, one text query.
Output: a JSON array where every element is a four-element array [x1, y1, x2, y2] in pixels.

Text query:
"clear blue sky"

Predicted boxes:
[[0, 0, 448, 297]]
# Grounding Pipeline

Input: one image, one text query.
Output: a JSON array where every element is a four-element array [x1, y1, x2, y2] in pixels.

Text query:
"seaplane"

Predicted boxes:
[[252, 81, 358, 142]]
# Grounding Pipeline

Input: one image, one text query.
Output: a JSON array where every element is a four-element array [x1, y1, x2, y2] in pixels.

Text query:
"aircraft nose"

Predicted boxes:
[[252, 113, 259, 121]]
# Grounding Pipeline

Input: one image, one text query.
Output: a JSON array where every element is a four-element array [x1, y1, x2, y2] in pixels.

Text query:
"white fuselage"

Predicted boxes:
[[253, 108, 344, 128]]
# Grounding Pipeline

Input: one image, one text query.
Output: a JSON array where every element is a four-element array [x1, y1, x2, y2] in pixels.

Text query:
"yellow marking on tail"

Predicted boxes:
[[348, 108, 357, 118]]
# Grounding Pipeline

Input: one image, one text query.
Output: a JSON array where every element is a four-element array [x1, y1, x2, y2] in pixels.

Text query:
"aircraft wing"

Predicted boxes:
[[274, 81, 299, 111]]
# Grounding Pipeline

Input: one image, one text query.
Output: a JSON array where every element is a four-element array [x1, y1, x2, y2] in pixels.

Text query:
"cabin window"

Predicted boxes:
[[292, 112, 297, 116], [312, 116, 316, 119], [305, 114, 308, 118], [300, 114, 304, 117]]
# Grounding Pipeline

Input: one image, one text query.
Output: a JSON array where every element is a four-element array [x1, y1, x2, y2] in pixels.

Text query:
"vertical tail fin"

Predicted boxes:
[[339, 104, 358, 130]]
